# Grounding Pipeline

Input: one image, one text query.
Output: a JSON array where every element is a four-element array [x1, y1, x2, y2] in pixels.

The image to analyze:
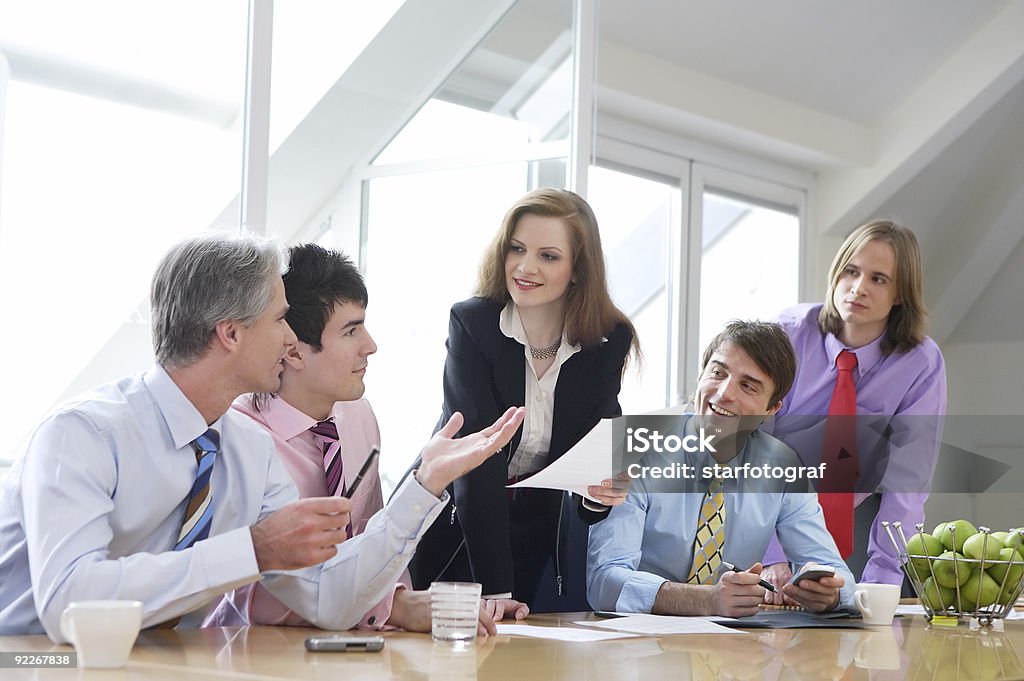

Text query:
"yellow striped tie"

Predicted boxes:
[[687, 477, 725, 585]]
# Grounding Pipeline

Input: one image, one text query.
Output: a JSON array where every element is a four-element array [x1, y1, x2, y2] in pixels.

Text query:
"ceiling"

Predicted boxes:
[[258, 0, 1024, 345], [594, 0, 1004, 126], [517, 0, 1024, 345]]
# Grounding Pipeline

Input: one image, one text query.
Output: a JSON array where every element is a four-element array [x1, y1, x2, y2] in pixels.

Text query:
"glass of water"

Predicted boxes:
[[430, 581, 482, 643]]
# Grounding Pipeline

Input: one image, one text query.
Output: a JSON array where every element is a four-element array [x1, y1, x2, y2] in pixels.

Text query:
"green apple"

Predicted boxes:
[[932, 551, 972, 589], [1001, 530, 1024, 558], [997, 581, 1019, 606], [935, 519, 978, 552], [963, 533, 1003, 562], [906, 532, 944, 577], [960, 571, 1001, 609], [986, 547, 1024, 586], [921, 576, 956, 612]]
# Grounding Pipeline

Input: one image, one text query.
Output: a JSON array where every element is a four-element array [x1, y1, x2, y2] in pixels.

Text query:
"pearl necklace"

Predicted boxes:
[[529, 338, 561, 360]]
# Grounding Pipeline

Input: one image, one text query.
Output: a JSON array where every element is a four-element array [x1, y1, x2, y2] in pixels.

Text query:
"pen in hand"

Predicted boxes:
[[342, 446, 380, 499], [721, 561, 776, 593]]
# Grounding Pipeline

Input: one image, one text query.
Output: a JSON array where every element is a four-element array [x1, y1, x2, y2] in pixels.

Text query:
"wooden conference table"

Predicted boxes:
[[3, 612, 1024, 680]]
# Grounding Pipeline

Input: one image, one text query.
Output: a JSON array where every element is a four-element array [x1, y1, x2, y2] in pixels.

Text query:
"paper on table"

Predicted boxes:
[[496, 624, 642, 641], [507, 418, 614, 503], [575, 613, 744, 635]]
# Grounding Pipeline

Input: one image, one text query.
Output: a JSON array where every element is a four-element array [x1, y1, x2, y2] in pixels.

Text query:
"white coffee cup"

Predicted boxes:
[[854, 583, 900, 626], [60, 600, 143, 668]]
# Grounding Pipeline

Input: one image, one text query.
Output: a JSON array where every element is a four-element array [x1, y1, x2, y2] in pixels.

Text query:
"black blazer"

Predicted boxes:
[[408, 297, 632, 597]]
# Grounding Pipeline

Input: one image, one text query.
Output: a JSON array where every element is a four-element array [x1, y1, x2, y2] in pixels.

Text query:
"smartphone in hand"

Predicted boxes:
[[788, 563, 836, 585]]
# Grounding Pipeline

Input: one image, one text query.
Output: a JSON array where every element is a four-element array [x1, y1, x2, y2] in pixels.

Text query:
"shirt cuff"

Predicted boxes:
[[615, 572, 669, 614], [200, 526, 261, 587], [581, 498, 611, 513], [385, 475, 450, 536], [357, 583, 406, 630]]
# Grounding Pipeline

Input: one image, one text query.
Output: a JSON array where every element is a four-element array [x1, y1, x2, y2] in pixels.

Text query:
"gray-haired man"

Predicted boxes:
[[0, 233, 524, 641]]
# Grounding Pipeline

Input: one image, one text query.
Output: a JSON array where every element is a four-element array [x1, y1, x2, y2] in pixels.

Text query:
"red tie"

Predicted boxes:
[[819, 349, 859, 558]]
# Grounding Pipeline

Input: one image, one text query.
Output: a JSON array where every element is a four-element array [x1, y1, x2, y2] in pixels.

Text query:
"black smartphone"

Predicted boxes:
[[304, 635, 385, 652]]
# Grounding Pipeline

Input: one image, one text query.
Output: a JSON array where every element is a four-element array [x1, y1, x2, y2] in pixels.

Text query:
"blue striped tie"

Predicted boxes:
[[175, 429, 220, 551]]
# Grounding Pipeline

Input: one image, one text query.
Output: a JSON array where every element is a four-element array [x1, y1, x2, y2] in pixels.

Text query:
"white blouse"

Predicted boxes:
[[498, 302, 581, 478]]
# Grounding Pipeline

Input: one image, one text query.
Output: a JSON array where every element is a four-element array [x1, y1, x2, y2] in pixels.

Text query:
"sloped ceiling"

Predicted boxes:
[[572, 0, 1024, 343], [261, 0, 1024, 343]]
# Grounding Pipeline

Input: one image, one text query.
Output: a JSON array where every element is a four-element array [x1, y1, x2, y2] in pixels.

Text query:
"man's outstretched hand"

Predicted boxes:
[[415, 407, 526, 497]]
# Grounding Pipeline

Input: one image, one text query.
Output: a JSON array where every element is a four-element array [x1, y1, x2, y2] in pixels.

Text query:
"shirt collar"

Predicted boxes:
[[823, 331, 883, 378], [144, 365, 223, 450], [258, 395, 321, 440], [498, 301, 586, 350]]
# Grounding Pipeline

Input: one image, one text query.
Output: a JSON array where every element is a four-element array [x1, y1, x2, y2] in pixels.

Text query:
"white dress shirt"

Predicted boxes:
[[0, 366, 446, 641]]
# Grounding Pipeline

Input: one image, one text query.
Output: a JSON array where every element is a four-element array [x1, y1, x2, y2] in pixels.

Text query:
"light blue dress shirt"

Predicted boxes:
[[0, 366, 446, 641], [587, 415, 855, 614]]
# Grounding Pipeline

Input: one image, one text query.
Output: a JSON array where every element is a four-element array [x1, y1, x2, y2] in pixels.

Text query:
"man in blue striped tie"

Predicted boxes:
[[0, 233, 524, 641]]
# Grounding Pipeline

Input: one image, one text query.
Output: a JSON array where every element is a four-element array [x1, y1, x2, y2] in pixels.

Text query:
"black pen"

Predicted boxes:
[[721, 561, 776, 592], [343, 446, 380, 499]]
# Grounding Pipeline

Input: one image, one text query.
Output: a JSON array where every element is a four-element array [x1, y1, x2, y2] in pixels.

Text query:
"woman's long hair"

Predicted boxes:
[[476, 188, 641, 364]]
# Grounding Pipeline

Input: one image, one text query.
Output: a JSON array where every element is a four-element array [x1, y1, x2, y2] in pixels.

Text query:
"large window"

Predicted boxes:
[[0, 1, 414, 469], [0, 1, 249, 461], [683, 164, 805, 396], [587, 165, 676, 414], [0, 2, 811, 486], [359, 0, 574, 491]]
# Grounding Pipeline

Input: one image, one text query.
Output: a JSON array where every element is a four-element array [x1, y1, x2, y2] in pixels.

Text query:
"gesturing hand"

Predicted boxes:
[[416, 407, 526, 497], [250, 496, 352, 572]]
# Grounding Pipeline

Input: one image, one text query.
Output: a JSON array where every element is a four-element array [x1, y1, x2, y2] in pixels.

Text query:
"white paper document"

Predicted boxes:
[[506, 418, 614, 502], [495, 624, 642, 641], [574, 613, 745, 635]]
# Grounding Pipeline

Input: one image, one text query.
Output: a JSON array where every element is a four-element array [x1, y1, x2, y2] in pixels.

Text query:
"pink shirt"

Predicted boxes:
[[205, 395, 409, 629]]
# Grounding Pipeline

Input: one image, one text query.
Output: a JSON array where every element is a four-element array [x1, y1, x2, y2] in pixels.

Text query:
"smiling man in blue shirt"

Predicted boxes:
[[587, 320, 854, 617]]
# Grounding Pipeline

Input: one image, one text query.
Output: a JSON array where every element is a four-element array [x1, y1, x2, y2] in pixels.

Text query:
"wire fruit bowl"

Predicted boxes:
[[884, 522, 1024, 626]]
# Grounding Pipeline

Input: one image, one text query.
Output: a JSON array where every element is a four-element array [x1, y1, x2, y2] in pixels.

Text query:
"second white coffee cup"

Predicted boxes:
[[854, 583, 900, 626]]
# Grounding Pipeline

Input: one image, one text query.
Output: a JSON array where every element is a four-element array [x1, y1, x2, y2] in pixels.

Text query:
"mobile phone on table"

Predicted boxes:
[[304, 635, 385, 652]]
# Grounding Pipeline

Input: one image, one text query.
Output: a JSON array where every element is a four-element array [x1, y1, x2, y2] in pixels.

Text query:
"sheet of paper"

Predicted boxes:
[[506, 418, 613, 502], [574, 613, 744, 635], [495, 624, 642, 641]]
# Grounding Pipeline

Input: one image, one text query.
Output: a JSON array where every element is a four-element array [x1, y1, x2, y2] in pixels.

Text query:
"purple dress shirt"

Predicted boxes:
[[763, 303, 947, 585]]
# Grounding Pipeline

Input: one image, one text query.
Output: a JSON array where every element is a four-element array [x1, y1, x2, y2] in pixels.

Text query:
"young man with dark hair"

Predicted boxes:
[[208, 244, 528, 631]]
